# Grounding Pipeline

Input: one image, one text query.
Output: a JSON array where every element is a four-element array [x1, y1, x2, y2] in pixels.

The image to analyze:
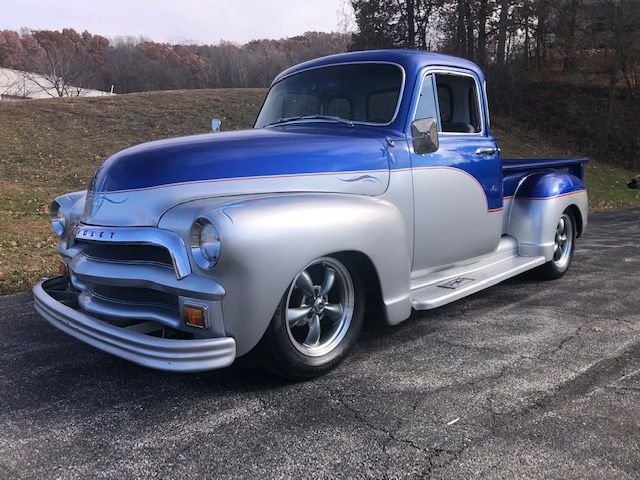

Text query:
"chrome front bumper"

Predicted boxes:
[[33, 277, 236, 372]]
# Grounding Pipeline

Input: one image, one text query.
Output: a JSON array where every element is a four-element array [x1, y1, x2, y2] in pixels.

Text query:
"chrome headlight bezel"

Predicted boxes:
[[50, 201, 66, 237], [190, 218, 221, 269]]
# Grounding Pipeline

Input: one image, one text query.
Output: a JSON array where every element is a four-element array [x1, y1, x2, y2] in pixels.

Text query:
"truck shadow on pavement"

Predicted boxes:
[[4, 269, 545, 415]]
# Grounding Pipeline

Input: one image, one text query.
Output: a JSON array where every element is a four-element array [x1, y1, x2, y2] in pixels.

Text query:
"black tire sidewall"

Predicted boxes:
[[261, 256, 365, 380], [537, 209, 577, 280]]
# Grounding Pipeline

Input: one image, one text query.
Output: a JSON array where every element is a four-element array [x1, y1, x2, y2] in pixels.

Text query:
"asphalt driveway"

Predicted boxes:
[[1, 208, 639, 479]]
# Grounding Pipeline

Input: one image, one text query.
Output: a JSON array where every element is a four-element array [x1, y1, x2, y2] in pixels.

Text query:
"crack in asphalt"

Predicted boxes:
[[326, 319, 593, 450], [326, 334, 640, 477], [0, 464, 24, 480], [151, 395, 269, 478], [323, 383, 464, 479], [608, 385, 640, 393], [427, 337, 512, 355], [436, 341, 640, 476], [549, 307, 639, 330], [322, 349, 554, 477], [541, 325, 585, 360]]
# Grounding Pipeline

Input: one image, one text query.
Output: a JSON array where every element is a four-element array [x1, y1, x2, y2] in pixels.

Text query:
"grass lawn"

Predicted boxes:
[[0, 89, 638, 294], [0, 89, 266, 293]]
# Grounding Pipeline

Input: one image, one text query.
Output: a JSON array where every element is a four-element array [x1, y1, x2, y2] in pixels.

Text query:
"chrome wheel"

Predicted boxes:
[[285, 257, 355, 357], [552, 213, 574, 269]]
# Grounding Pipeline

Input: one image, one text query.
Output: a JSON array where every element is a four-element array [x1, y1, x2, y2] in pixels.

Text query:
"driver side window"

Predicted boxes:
[[414, 72, 482, 134], [434, 73, 482, 133]]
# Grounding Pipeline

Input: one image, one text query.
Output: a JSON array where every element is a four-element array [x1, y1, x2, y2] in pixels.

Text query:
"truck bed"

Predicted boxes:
[[502, 157, 589, 200], [502, 156, 588, 178]]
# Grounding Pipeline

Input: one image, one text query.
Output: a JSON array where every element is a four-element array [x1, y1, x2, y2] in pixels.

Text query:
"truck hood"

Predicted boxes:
[[82, 127, 391, 227]]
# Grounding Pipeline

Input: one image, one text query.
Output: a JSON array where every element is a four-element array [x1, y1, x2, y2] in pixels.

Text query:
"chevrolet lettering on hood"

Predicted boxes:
[[76, 228, 117, 240]]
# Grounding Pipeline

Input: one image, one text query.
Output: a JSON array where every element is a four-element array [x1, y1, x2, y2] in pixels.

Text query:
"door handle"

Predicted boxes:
[[475, 147, 497, 156]]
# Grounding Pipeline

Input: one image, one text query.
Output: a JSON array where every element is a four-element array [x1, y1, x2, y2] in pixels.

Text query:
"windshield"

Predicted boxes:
[[255, 63, 404, 128]]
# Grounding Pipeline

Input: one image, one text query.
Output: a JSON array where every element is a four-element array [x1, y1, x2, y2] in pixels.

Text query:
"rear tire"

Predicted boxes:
[[535, 209, 576, 280], [257, 256, 364, 380]]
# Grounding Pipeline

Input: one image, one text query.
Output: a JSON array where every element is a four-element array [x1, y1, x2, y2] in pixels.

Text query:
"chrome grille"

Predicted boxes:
[[68, 225, 195, 329], [66, 225, 223, 334], [79, 285, 181, 328], [91, 285, 179, 311], [76, 239, 174, 270], [73, 225, 192, 279]]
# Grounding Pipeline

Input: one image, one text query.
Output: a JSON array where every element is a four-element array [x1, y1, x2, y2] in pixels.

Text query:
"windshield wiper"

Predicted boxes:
[[263, 116, 303, 127], [298, 115, 354, 126], [264, 115, 354, 128]]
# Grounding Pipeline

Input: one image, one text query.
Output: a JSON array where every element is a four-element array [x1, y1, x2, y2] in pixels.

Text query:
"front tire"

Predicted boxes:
[[535, 209, 577, 280], [257, 256, 364, 380]]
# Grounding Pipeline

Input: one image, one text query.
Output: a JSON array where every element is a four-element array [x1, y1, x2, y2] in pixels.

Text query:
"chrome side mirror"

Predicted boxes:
[[211, 118, 222, 133], [411, 117, 439, 154]]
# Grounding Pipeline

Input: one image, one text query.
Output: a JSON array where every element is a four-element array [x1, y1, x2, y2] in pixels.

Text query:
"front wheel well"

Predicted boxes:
[[329, 251, 384, 325]]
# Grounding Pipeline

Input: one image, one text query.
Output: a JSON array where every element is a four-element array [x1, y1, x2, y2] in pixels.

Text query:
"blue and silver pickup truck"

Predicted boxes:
[[34, 50, 588, 379]]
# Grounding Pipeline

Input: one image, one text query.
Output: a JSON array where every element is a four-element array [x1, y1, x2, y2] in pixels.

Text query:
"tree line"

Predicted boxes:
[[351, 0, 639, 169], [351, 0, 639, 95], [1, 2, 637, 99], [0, 29, 350, 95]]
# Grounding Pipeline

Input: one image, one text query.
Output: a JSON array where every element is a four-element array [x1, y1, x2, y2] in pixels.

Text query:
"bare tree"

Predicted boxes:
[[496, 0, 510, 67], [24, 29, 95, 97], [477, 0, 489, 66]]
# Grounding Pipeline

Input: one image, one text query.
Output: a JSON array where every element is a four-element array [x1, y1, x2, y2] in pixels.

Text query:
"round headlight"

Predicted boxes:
[[50, 201, 66, 237], [190, 219, 221, 269]]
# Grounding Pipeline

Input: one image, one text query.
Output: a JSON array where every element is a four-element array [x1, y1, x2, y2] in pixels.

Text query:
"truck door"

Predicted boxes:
[[410, 70, 503, 275]]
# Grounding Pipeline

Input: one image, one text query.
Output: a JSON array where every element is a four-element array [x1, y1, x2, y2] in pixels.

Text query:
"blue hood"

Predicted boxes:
[[81, 126, 392, 227], [90, 127, 391, 193]]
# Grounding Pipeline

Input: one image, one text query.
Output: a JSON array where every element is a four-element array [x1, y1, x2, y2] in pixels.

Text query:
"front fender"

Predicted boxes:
[[162, 193, 411, 356]]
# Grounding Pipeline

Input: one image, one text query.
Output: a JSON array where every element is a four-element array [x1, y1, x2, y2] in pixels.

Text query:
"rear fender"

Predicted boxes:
[[506, 172, 588, 260]]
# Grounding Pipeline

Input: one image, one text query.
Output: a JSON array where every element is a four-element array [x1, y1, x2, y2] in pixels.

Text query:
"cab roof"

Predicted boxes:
[[273, 50, 485, 85]]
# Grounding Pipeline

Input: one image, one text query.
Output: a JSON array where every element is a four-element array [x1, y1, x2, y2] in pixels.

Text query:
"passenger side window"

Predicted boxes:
[[435, 74, 482, 133], [414, 74, 438, 122], [436, 85, 453, 123]]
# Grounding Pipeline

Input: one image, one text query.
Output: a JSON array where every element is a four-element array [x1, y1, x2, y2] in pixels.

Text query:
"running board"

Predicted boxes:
[[410, 253, 546, 310]]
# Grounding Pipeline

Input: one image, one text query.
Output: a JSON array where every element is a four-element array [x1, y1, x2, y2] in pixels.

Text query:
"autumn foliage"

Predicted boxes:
[[0, 29, 350, 94]]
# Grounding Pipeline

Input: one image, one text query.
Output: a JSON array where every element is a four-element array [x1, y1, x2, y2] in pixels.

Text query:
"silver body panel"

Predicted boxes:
[[410, 167, 502, 275], [507, 191, 588, 259], [159, 193, 412, 353]]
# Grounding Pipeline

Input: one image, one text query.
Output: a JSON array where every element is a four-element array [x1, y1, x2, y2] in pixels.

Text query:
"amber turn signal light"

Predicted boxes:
[[184, 304, 207, 329]]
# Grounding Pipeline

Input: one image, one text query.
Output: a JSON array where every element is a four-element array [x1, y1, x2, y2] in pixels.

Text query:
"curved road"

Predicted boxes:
[[1, 209, 639, 479]]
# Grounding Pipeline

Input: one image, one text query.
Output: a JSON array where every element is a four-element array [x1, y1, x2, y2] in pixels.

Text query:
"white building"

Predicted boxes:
[[0, 67, 114, 100]]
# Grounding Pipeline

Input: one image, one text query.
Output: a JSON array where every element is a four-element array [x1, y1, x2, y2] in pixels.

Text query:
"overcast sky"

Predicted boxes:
[[0, 0, 353, 44]]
